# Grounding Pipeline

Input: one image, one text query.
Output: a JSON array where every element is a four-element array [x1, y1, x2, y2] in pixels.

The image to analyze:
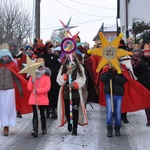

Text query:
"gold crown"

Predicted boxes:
[[143, 44, 150, 50], [133, 44, 141, 50], [0, 43, 9, 50], [37, 38, 43, 44]]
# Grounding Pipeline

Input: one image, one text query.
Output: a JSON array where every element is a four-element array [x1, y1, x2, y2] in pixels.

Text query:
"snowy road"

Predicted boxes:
[[0, 103, 150, 150]]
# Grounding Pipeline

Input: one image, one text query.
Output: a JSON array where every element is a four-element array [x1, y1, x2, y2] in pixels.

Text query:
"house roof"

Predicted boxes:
[[93, 24, 117, 41]]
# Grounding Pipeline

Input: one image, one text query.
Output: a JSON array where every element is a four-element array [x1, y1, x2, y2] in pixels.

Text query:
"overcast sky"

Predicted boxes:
[[23, 0, 117, 47]]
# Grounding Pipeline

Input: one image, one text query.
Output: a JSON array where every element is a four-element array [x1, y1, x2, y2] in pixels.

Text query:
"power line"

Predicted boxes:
[[54, 0, 114, 18], [70, 0, 116, 10], [41, 16, 115, 30], [97, 0, 116, 15]]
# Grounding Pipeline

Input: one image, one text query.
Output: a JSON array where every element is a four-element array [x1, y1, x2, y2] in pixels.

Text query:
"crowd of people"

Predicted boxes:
[[0, 34, 150, 139]]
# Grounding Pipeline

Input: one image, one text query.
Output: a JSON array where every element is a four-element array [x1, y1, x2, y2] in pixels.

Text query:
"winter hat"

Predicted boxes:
[[8, 41, 17, 48], [119, 39, 126, 49], [0, 49, 16, 62], [45, 41, 54, 51], [25, 43, 33, 51], [143, 44, 150, 53]]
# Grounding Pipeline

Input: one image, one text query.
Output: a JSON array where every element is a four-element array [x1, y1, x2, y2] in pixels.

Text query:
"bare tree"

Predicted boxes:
[[0, 0, 32, 47]]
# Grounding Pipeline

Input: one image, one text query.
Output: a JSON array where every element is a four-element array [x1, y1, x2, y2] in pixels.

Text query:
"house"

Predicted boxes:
[[93, 23, 117, 47]]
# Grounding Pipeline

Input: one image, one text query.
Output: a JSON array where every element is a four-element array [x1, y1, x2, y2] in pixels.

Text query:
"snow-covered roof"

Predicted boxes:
[[104, 24, 117, 32]]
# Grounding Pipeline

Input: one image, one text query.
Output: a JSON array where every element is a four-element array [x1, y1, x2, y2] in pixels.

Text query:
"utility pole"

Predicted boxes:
[[125, 0, 129, 38], [35, 0, 40, 39], [116, 0, 121, 36]]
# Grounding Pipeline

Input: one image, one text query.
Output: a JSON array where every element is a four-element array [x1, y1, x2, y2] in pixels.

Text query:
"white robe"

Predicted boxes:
[[0, 89, 16, 127], [57, 65, 88, 127]]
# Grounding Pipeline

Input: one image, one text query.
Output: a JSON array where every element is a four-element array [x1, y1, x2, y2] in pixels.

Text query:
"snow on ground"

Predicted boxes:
[[0, 103, 150, 150]]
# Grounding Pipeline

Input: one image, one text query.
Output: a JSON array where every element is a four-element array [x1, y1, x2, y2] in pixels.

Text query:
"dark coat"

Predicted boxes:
[[42, 52, 61, 107], [100, 68, 127, 96], [133, 56, 150, 90]]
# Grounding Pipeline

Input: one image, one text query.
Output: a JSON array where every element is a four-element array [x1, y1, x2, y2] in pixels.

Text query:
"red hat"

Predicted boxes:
[[143, 44, 150, 52]]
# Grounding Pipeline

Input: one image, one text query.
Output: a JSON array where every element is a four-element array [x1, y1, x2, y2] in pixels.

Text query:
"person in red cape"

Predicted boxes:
[[100, 64, 150, 113], [0, 49, 32, 136]]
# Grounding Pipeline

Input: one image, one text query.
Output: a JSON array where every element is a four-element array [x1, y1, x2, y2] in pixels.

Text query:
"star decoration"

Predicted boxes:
[[54, 17, 78, 37], [19, 55, 43, 79], [53, 18, 85, 62], [87, 32, 132, 73]]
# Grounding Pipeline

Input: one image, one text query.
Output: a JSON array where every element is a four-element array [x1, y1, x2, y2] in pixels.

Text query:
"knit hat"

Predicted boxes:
[[0, 49, 16, 62], [25, 43, 33, 51]]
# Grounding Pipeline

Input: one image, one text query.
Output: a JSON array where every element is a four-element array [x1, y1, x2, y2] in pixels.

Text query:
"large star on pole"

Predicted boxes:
[[19, 55, 43, 79], [54, 17, 78, 37], [87, 32, 132, 74]]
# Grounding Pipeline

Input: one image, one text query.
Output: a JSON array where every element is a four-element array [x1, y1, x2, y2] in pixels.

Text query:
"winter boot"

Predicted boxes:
[[17, 111, 22, 118], [72, 127, 77, 136], [3, 126, 9, 136], [51, 107, 57, 119], [107, 125, 113, 137], [121, 113, 129, 123], [145, 108, 150, 126], [31, 118, 38, 137], [114, 126, 121, 136], [67, 123, 72, 132], [41, 118, 47, 134]]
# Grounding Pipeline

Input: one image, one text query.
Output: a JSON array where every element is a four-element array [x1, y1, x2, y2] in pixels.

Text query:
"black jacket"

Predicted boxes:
[[100, 69, 127, 96], [133, 56, 150, 90]]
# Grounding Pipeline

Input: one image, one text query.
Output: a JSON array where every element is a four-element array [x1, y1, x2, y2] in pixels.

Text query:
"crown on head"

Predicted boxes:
[[143, 43, 150, 51], [0, 43, 9, 50], [133, 44, 141, 51]]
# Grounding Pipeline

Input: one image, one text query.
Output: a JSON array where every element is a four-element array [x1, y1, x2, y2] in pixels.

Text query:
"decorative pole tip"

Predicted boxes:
[[87, 50, 91, 54], [99, 32, 103, 36], [128, 52, 132, 56], [117, 70, 122, 74], [119, 33, 123, 38]]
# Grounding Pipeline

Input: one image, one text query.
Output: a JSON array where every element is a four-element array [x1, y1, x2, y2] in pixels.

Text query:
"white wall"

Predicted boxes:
[[120, 0, 150, 42]]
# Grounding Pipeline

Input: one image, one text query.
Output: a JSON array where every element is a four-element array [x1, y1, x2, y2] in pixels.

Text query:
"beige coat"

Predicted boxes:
[[56, 64, 88, 127]]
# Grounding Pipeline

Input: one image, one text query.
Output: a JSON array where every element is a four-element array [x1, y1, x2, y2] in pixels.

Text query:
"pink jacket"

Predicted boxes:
[[27, 75, 51, 105]]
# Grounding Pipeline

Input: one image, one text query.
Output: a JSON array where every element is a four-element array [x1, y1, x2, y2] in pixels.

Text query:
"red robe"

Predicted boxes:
[[99, 64, 150, 113], [0, 61, 32, 114]]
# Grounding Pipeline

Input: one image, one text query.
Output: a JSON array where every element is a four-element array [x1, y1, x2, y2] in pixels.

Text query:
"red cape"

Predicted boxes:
[[0, 61, 32, 114], [99, 64, 150, 113]]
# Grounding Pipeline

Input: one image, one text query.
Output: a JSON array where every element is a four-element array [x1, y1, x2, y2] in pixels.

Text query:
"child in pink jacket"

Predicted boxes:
[[27, 65, 51, 137]]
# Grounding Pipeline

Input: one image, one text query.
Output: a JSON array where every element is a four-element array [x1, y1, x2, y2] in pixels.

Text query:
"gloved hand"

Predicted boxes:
[[68, 82, 74, 88], [20, 91, 24, 97], [108, 68, 114, 79], [67, 69, 73, 75]]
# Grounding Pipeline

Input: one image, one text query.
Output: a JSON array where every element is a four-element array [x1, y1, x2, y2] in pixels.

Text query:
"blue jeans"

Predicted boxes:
[[105, 94, 122, 126]]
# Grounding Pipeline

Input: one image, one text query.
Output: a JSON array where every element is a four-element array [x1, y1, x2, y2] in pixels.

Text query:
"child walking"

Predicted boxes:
[[27, 61, 51, 138]]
